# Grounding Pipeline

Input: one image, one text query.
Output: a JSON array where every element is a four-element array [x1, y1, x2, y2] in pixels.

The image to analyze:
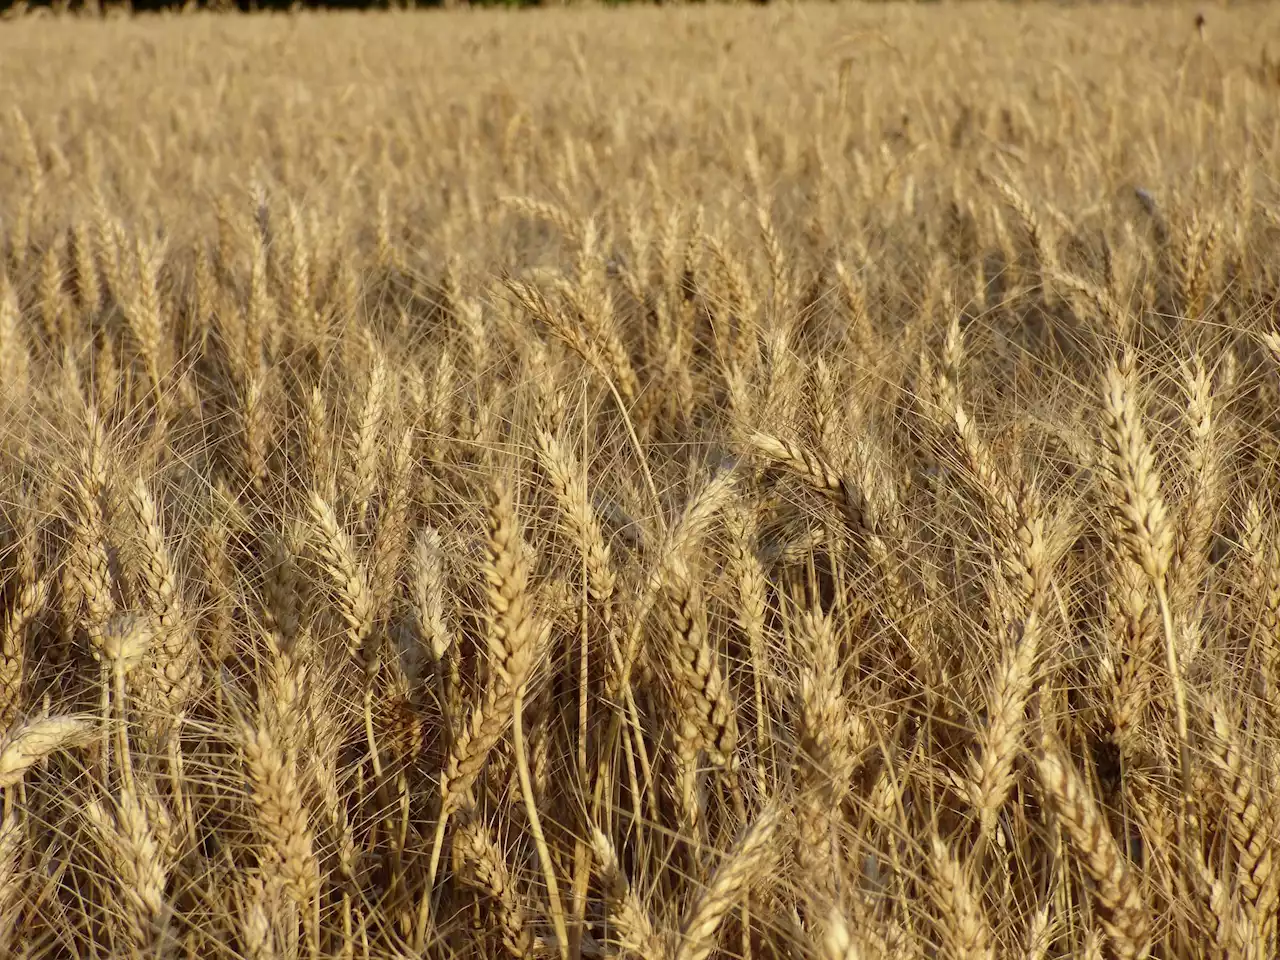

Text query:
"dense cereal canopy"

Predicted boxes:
[[1, 4, 1280, 959]]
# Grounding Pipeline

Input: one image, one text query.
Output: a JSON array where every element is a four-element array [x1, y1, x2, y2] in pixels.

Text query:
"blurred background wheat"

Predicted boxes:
[[2, 3, 1280, 959]]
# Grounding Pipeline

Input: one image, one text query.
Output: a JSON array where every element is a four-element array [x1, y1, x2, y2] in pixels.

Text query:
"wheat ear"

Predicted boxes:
[[308, 491, 377, 662], [484, 479, 569, 960], [128, 477, 198, 709], [727, 504, 772, 788], [675, 803, 781, 960], [1168, 356, 1222, 617], [591, 825, 668, 960], [307, 488, 386, 809], [1036, 747, 1151, 960], [793, 607, 863, 895], [928, 832, 995, 960], [661, 556, 739, 831], [534, 423, 617, 785], [933, 385, 1052, 839], [239, 715, 320, 954], [0, 715, 95, 788], [0, 810, 22, 945], [1208, 708, 1278, 952], [1099, 352, 1188, 817], [84, 787, 171, 950], [1243, 500, 1280, 704], [453, 816, 536, 960], [1, 570, 46, 729], [346, 346, 387, 524], [820, 907, 869, 960], [66, 409, 115, 657], [418, 480, 550, 952]]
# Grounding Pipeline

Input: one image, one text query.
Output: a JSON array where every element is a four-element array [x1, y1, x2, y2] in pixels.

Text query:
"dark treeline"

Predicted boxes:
[[12, 0, 876, 12], [3, 0, 780, 11]]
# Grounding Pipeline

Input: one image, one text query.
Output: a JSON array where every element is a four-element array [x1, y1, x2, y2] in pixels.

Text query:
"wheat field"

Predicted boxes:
[[2, 3, 1280, 958]]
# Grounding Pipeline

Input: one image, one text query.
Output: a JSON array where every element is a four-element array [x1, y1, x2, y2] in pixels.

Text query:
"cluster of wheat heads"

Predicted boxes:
[[4, 3, 1280, 959]]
